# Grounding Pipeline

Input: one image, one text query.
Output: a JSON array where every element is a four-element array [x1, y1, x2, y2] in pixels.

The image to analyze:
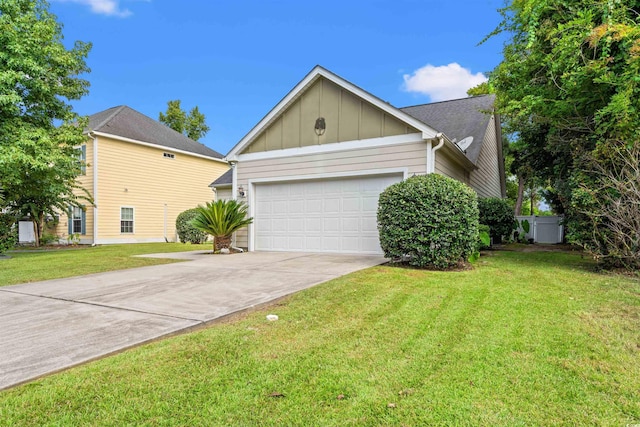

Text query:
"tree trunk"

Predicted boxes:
[[515, 175, 525, 215], [32, 220, 40, 247], [530, 181, 535, 215], [214, 235, 232, 252]]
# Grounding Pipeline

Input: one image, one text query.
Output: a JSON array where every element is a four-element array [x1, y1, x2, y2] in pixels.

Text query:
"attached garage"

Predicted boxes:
[[252, 174, 402, 254], [223, 66, 506, 256]]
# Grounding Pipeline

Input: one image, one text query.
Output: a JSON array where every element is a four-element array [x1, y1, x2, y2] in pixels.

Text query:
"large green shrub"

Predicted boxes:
[[176, 208, 207, 244], [477, 197, 515, 243], [0, 213, 17, 254], [377, 174, 479, 269]]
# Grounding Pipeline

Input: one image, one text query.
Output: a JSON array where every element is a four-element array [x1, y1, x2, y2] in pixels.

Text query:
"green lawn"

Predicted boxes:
[[0, 243, 210, 286], [1, 250, 639, 426]]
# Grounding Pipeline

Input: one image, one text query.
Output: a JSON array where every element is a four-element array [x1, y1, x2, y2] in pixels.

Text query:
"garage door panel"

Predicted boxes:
[[254, 174, 402, 254]]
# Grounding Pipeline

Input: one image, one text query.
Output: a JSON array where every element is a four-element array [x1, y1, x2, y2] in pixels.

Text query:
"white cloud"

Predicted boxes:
[[402, 63, 487, 102], [54, 0, 134, 17]]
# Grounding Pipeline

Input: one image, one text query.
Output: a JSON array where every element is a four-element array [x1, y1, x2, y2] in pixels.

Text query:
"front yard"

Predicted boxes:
[[0, 243, 210, 286], [0, 249, 638, 425]]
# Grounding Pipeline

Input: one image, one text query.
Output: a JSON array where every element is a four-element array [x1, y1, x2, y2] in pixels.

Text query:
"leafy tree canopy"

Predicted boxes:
[[487, 0, 640, 267], [0, 0, 92, 246], [159, 100, 210, 141]]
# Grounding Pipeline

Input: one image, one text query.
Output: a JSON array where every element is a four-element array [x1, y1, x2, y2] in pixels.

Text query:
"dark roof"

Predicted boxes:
[[209, 168, 232, 187], [401, 94, 495, 164], [87, 105, 224, 159]]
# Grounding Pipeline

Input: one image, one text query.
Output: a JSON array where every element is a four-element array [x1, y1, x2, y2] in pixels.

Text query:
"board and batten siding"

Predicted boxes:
[[469, 116, 502, 198], [234, 141, 429, 247], [242, 77, 419, 154], [57, 135, 228, 244]]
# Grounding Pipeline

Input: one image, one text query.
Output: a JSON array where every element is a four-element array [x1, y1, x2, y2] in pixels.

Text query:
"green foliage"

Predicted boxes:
[[176, 208, 207, 244], [0, 0, 92, 246], [2, 251, 638, 425], [0, 213, 17, 254], [158, 100, 210, 141], [377, 174, 479, 269], [487, 0, 640, 269], [191, 200, 253, 251], [478, 197, 515, 243], [478, 224, 491, 249]]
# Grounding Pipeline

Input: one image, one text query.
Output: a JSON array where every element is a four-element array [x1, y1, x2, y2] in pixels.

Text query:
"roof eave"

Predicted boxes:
[[91, 131, 228, 164], [226, 66, 439, 159]]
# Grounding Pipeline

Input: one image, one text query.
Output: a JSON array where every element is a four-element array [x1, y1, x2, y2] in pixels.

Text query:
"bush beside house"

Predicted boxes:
[[478, 197, 515, 243], [176, 209, 208, 244], [377, 174, 479, 269]]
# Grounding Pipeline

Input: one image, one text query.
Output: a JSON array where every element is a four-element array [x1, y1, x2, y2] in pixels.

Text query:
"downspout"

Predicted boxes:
[[426, 132, 445, 174], [227, 160, 238, 248], [88, 131, 99, 245]]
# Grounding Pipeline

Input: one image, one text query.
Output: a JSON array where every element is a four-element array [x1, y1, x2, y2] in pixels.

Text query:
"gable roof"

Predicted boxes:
[[226, 65, 442, 159], [209, 168, 232, 187], [401, 95, 496, 164], [87, 105, 224, 160]]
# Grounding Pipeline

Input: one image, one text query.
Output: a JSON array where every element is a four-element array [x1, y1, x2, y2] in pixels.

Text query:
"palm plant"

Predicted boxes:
[[190, 199, 253, 253]]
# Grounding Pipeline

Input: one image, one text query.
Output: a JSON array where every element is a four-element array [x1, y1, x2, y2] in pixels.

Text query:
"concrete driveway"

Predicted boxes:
[[0, 251, 386, 391]]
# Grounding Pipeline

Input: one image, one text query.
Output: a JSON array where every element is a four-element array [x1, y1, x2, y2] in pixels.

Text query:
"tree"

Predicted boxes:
[[159, 100, 210, 141], [0, 0, 92, 246], [190, 200, 253, 253], [487, 0, 640, 268]]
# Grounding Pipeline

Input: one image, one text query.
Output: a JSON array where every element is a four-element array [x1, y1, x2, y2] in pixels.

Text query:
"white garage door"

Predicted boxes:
[[254, 174, 402, 254]]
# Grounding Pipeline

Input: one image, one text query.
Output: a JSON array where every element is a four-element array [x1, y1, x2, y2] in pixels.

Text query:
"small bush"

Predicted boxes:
[[478, 224, 491, 250], [176, 208, 207, 244], [478, 197, 515, 243], [377, 174, 479, 269], [0, 213, 17, 254]]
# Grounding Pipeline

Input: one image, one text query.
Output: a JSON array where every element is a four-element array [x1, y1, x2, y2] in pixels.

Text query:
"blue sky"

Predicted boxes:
[[50, 0, 508, 156]]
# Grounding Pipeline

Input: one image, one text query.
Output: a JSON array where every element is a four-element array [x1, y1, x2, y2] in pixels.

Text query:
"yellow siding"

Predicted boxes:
[[469, 116, 502, 198], [241, 77, 418, 153], [58, 135, 228, 244], [55, 141, 95, 243]]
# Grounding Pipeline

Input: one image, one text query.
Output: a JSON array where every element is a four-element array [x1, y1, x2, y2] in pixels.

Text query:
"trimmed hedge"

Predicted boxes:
[[377, 174, 479, 269], [477, 197, 515, 243], [176, 208, 207, 244]]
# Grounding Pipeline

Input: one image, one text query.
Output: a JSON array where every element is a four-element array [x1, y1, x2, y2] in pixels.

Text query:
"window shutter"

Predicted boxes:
[[68, 206, 73, 234], [81, 209, 86, 235], [81, 145, 87, 175]]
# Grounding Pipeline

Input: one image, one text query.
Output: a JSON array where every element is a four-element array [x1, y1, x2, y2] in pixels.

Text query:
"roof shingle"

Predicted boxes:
[[401, 94, 495, 164], [87, 106, 224, 159]]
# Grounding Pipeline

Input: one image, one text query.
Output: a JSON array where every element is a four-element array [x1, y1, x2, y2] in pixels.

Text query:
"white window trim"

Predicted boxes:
[[246, 167, 408, 252], [72, 206, 83, 234], [120, 206, 135, 234]]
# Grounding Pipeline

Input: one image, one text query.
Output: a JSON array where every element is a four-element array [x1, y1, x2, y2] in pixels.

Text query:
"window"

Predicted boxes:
[[163, 152, 175, 159], [120, 207, 134, 233], [77, 145, 86, 175], [68, 206, 85, 235]]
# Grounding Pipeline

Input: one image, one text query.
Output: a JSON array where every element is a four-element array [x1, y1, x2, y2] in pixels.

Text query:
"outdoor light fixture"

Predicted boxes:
[[238, 186, 245, 198], [314, 117, 326, 136]]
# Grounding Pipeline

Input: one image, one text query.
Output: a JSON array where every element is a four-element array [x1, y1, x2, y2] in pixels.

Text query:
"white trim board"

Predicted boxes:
[[92, 131, 228, 164], [236, 133, 425, 162]]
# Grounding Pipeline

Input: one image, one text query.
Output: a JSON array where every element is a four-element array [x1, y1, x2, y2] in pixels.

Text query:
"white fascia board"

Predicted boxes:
[[92, 131, 228, 164], [236, 133, 424, 163], [227, 65, 439, 158], [440, 139, 478, 171]]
